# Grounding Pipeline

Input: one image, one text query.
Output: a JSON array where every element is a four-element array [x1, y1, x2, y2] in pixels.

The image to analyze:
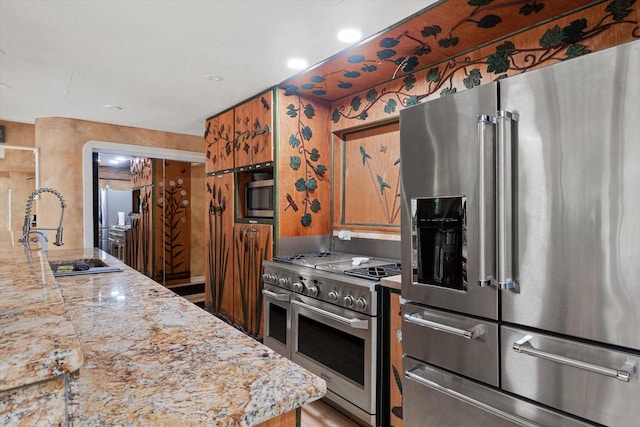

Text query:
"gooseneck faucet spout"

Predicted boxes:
[[19, 187, 66, 248]]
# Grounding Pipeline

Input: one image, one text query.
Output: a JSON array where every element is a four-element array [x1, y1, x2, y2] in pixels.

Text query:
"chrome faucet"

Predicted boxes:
[[19, 187, 66, 249]]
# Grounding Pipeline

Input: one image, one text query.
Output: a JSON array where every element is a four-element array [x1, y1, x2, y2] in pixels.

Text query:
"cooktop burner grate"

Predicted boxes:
[[272, 251, 336, 263], [344, 263, 402, 280]]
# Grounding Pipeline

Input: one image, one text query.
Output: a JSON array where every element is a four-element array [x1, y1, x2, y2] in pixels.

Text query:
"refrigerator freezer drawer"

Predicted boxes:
[[402, 303, 499, 386], [403, 356, 591, 427], [501, 325, 639, 426]]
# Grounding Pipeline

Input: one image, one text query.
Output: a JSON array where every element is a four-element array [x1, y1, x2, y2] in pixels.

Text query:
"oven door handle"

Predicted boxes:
[[262, 289, 290, 302], [291, 300, 369, 330], [404, 313, 485, 340]]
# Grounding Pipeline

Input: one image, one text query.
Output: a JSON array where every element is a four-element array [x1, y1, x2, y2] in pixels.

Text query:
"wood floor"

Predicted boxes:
[[301, 400, 361, 427]]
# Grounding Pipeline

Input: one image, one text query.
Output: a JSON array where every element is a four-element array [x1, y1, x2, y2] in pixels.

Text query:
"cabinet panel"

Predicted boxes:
[[204, 117, 219, 174], [234, 102, 253, 168], [218, 110, 235, 171], [234, 223, 273, 337], [276, 89, 332, 236], [251, 90, 274, 165], [205, 173, 235, 320], [389, 291, 403, 427], [154, 160, 191, 284]]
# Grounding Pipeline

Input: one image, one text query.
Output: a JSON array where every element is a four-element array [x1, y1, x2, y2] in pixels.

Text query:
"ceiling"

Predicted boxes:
[[0, 0, 435, 137]]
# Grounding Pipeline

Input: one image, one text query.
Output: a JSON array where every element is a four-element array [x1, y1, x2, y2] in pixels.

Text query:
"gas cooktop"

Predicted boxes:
[[271, 252, 401, 281]]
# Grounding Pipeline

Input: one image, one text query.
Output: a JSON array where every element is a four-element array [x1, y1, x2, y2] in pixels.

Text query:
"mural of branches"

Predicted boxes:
[[207, 180, 230, 313], [156, 178, 189, 276], [282, 94, 328, 227], [358, 146, 401, 224]]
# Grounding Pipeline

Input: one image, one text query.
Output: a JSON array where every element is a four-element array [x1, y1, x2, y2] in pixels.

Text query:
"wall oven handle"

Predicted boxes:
[[403, 313, 485, 340], [291, 300, 368, 330], [496, 110, 519, 291], [262, 289, 290, 302], [477, 114, 496, 287], [404, 368, 538, 427], [513, 335, 637, 382]]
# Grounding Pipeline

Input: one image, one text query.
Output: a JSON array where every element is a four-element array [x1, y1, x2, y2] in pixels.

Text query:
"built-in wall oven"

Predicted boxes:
[[262, 254, 400, 426]]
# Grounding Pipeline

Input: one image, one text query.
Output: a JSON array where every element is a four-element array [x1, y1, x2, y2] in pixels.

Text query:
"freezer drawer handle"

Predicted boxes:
[[405, 368, 537, 427], [262, 289, 290, 302], [291, 300, 368, 330], [513, 335, 637, 382], [404, 313, 485, 340]]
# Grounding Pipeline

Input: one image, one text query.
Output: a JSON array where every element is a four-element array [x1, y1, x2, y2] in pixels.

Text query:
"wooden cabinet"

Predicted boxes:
[[233, 223, 273, 336], [235, 90, 274, 168], [205, 109, 234, 174], [389, 290, 403, 426], [129, 158, 191, 285], [204, 172, 235, 320]]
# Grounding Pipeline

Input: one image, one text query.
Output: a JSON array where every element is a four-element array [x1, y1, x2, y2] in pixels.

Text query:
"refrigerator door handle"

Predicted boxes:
[[477, 114, 496, 287], [496, 110, 519, 291], [404, 313, 486, 340], [513, 335, 637, 382]]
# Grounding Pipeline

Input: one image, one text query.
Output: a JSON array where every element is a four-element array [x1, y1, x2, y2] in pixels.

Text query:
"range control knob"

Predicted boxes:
[[307, 285, 319, 297], [293, 282, 305, 293], [278, 277, 290, 288], [355, 298, 368, 311], [344, 295, 355, 308], [328, 290, 339, 303], [262, 273, 271, 283]]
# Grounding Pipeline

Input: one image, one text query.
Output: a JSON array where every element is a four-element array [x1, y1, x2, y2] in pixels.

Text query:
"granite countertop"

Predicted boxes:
[[2, 239, 325, 426], [0, 236, 84, 392]]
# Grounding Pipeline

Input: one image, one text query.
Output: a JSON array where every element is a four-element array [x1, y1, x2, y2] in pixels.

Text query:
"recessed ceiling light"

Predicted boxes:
[[205, 74, 224, 82], [105, 104, 123, 110], [338, 28, 362, 43], [0, 83, 11, 89], [287, 58, 308, 70]]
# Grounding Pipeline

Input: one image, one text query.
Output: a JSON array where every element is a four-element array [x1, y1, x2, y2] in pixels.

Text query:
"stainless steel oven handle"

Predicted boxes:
[[291, 300, 368, 330], [404, 368, 537, 427], [496, 110, 519, 291], [513, 335, 637, 382], [262, 289, 290, 302], [403, 313, 485, 340], [477, 114, 496, 287]]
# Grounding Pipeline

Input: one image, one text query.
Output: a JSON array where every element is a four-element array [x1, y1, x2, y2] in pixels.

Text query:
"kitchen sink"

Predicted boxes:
[[49, 258, 124, 277]]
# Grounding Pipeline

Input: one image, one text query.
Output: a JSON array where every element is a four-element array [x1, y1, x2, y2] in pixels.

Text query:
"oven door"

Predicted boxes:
[[262, 285, 291, 359], [290, 295, 376, 419]]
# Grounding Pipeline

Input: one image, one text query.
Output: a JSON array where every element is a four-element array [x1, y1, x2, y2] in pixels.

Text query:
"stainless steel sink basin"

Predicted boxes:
[[49, 258, 124, 277]]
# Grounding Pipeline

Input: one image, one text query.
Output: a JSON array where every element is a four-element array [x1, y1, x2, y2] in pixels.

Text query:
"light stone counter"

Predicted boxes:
[[0, 234, 84, 425], [380, 274, 401, 291], [1, 240, 325, 426]]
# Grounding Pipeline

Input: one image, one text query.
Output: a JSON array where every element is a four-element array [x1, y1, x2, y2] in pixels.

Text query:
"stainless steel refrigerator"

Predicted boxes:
[[400, 40, 639, 426], [98, 188, 132, 252]]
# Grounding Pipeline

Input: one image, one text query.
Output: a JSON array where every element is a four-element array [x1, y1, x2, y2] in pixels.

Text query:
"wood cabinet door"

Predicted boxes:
[[250, 90, 274, 165], [154, 160, 192, 284], [204, 116, 219, 174], [205, 172, 235, 321], [233, 223, 273, 337], [217, 109, 235, 171], [234, 102, 253, 168]]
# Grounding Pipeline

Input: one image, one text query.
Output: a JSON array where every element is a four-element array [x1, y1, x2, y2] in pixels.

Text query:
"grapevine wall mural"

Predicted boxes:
[[326, 0, 639, 130]]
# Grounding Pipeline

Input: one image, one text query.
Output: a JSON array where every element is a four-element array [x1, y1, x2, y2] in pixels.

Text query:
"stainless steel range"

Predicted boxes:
[[262, 252, 400, 426]]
